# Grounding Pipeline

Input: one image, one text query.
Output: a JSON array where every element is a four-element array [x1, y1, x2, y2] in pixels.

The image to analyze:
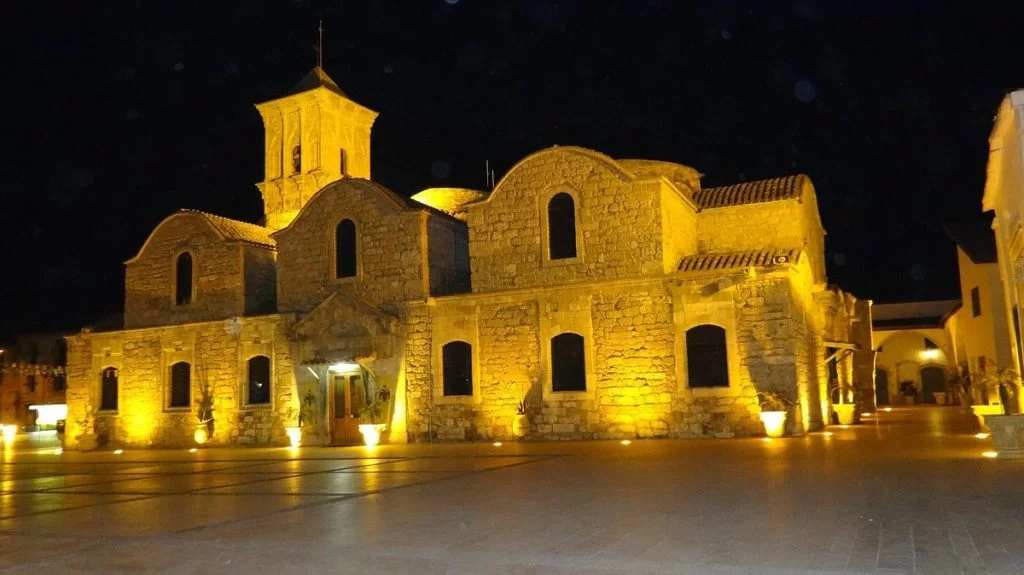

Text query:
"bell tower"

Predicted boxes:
[[255, 67, 378, 231]]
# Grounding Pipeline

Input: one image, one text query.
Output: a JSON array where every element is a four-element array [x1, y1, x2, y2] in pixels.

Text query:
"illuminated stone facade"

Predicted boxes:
[[64, 67, 867, 449]]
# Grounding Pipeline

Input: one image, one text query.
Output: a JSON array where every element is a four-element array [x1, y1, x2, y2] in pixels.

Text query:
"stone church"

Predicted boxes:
[[64, 67, 872, 449]]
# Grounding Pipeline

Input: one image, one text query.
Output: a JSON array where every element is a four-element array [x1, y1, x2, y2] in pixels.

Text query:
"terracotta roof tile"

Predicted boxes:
[[181, 210, 276, 250], [677, 248, 801, 273], [694, 174, 809, 209]]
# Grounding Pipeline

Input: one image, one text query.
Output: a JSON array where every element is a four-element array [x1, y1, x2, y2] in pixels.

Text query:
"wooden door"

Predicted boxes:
[[875, 369, 889, 406], [331, 373, 367, 445], [920, 366, 944, 404]]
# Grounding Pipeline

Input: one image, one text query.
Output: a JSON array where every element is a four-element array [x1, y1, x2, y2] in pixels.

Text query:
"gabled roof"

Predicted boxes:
[[287, 66, 347, 98], [694, 175, 809, 209], [677, 248, 802, 273], [944, 214, 997, 264], [181, 210, 276, 250]]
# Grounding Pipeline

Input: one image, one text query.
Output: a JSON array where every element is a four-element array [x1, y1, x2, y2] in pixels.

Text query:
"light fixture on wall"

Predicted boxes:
[[920, 349, 942, 361], [1, 425, 16, 443], [329, 362, 360, 373]]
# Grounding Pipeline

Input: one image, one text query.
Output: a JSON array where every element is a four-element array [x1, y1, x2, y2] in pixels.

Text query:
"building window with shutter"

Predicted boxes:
[[686, 325, 729, 388]]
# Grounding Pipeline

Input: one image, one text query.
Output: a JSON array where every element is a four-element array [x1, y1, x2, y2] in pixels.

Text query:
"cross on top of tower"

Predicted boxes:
[[315, 20, 325, 69]]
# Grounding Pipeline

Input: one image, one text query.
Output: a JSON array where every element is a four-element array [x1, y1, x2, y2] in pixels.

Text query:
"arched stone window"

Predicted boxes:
[[169, 361, 191, 408], [100, 367, 118, 411], [335, 219, 357, 278], [551, 333, 586, 392], [292, 145, 301, 174], [547, 193, 577, 260], [686, 325, 729, 388], [175, 252, 193, 305], [247, 355, 271, 405], [442, 341, 473, 396]]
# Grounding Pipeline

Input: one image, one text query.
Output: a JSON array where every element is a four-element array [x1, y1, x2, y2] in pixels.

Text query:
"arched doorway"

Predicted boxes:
[[920, 366, 945, 404]]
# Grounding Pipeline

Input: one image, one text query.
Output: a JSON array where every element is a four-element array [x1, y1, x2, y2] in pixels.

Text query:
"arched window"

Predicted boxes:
[[292, 145, 301, 174], [175, 252, 193, 305], [100, 367, 118, 411], [551, 333, 586, 392], [547, 193, 577, 260], [247, 355, 271, 405], [335, 219, 357, 278], [686, 325, 729, 388], [442, 341, 473, 396], [169, 361, 191, 408]]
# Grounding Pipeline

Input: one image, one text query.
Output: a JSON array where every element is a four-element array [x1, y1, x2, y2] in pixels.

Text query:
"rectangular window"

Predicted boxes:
[[971, 287, 981, 317]]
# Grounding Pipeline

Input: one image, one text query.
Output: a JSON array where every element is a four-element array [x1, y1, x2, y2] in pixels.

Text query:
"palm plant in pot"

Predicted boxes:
[[358, 384, 391, 447], [830, 380, 856, 425], [512, 397, 531, 438], [974, 369, 1024, 458], [756, 391, 791, 438], [971, 369, 1012, 431]]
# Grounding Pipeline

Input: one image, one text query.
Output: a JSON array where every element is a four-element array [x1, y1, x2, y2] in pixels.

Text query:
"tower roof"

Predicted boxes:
[[287, 66, 347, 98]]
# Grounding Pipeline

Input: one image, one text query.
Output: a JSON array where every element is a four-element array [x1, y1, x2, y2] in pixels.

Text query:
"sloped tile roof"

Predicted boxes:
[[182, 210, 276, 250], [694, 174, 809, 209], [287, 66, 348, 98], [677, 248, 802, 273]]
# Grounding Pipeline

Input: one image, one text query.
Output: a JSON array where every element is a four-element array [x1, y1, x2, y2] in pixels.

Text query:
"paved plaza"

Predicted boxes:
[[0, 407, 1021, 573]]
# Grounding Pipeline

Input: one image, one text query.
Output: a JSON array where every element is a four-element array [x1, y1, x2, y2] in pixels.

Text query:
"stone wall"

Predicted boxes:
[[695, 199, 805, 255], [274, 179, 428, 314], [660, 182, 699, 274], [125, 213, 246, 329], [244, 245, 278, 316], [64, 315, 297, 449], [427, 214, 470, 295], [466, 147, 670, 293], [403, 271, 808, 441]]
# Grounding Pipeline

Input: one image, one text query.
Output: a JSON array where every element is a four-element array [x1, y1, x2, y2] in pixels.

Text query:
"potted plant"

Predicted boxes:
[[358, 384, 391, 447], [973, 370, 1024, 459], [194, 374, 214, 446], [971, 370, 1008, 431], [949, 371, 972, 410], [512, 397, 531, 438], [756, 391, 791, 438], [898, 381, 917, 406], [285, 408, 302, 448], [831, 381, 857, 425]]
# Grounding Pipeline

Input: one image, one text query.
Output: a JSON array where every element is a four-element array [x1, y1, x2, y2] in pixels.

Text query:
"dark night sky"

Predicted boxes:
[[2, 1, 1023, 339]]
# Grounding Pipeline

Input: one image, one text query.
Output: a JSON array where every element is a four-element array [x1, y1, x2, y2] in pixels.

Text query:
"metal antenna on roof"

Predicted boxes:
[[315, 20, 325, 68], [491, 169, 496, 189], [485, 160, 490, 190]]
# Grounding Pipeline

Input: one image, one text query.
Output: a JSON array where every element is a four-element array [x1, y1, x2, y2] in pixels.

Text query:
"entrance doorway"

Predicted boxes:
[[875, 368, 889, 406], [920, 366, 945, 404], [331, 372, 368, 445]]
